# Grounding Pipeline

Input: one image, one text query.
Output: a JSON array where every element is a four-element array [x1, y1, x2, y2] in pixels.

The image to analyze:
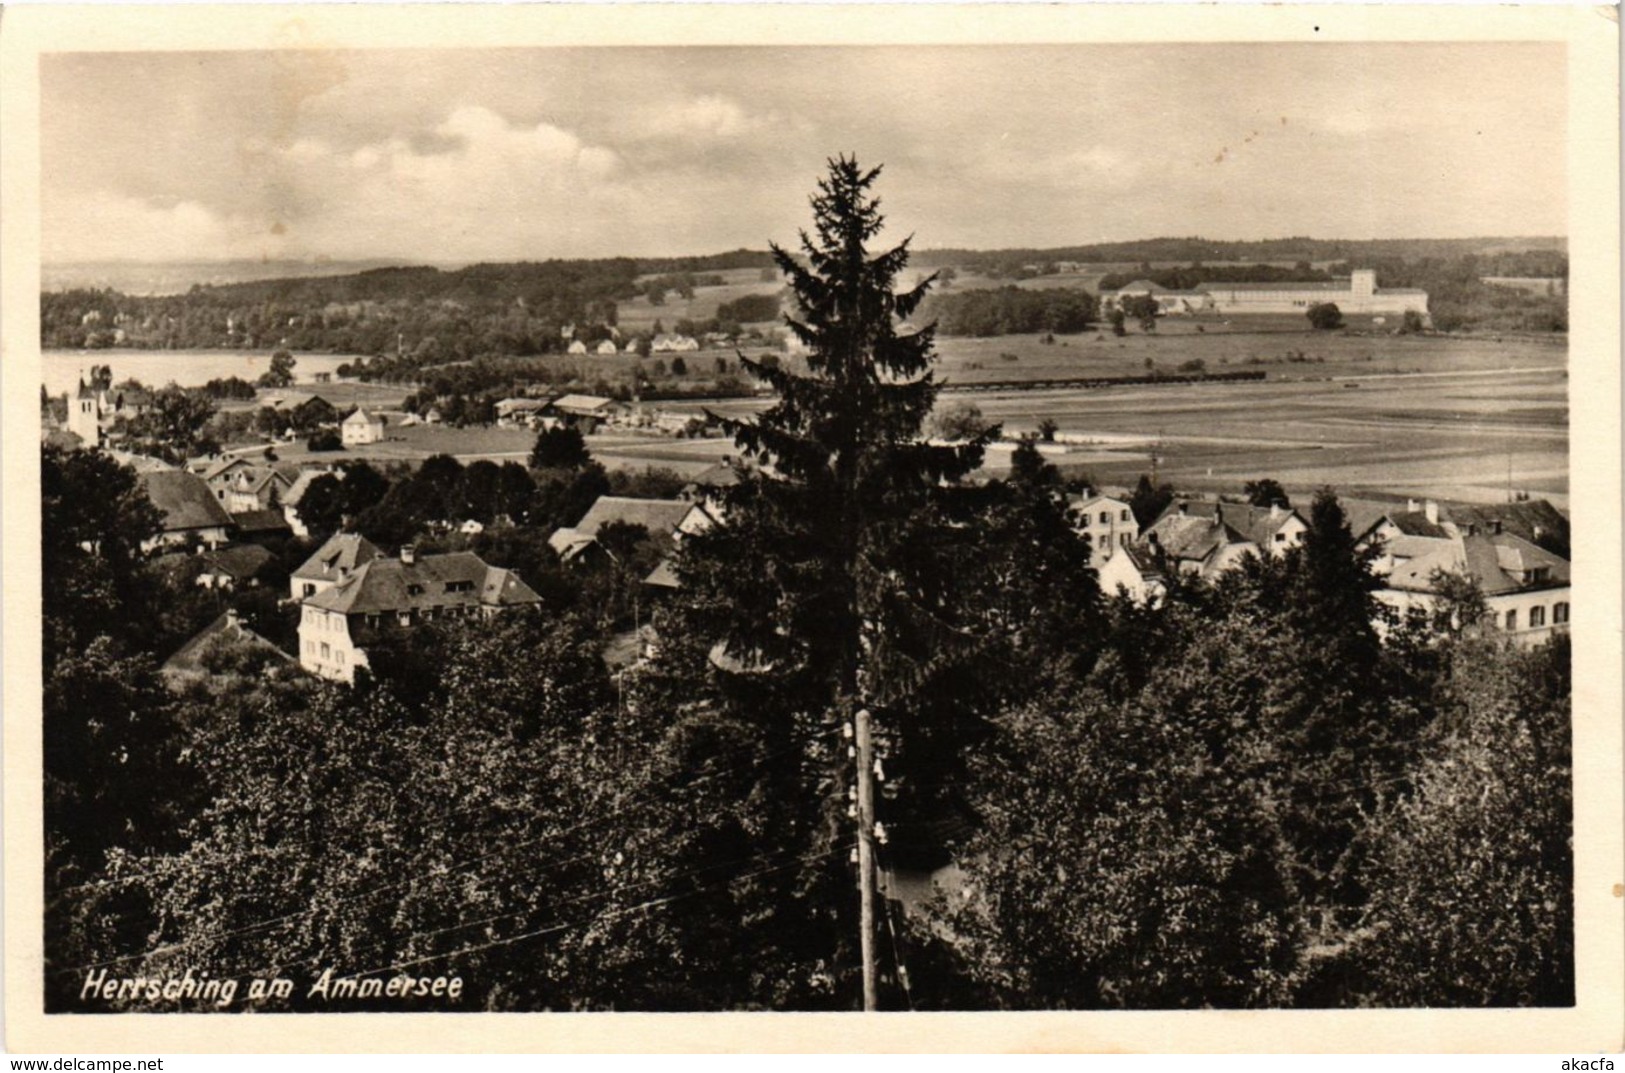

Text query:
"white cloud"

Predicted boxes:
[[43, 190, 282, 263]]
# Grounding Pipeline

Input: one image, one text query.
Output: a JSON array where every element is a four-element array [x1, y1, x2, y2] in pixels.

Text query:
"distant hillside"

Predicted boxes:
[[41, 236, 1566, 357], [42, 259, 428, 297], [911, 236, 1567, 270]]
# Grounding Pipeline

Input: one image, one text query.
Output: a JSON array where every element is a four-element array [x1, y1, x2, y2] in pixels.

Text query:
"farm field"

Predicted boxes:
[[625, 333, 1569, 509], [930, 329, 1565, 386], [617, 267, 784, 332]]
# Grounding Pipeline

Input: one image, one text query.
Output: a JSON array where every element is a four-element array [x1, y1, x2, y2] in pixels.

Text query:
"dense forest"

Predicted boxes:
[[44, 160, 1572, 1014]]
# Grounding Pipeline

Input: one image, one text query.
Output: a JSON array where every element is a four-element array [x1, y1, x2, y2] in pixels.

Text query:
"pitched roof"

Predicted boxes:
[[1143, 512, 1228, 562], [644, 559, 682, 588], [569, 496, 696, 538], [139, 470, 235, 533], [1448, 500, 1569, 556], [204, 456, 257, 481], [162, 612, 292, 677], [1172, 500, 1302, 548], [230, 509, 291, 535], [1384, 510, 1452, 539], [291, 531, 385, 582], [1384, 532, 1569, 597], [306, 551, 542, 615], [343, 408, 385, 427], [200, 543, 276, 580], [495, 397, 548, 413], [283, 466, 340, 507], [551, 394, 615, 414]]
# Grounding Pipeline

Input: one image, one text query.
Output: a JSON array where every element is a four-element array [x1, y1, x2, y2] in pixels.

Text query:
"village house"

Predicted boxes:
[[341, 408, 386, 446], [596, 339, 619, 356], [290, 531, 384, 601], [195, 544, 276, 590], [547, 495, 715, 568], [567, 339, 589, 355], [221, 464, 295, 513], [297, 545, 542, 683], [228, 507, 293, 545], [651, 333, 701, 353], [161, 609, 293, 687], [494, 397, 549, 428], [1068, 491, 1137, 562], [1350, 498, 1571, 646], [280, 465, 341, 537], [137, 470, 235, 552], [548, 394, 619, 434], [1101, 498, 1307, 603]]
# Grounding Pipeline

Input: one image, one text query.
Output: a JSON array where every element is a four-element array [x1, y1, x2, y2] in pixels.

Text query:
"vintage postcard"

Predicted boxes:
[[2, 3, 1620, 1054]]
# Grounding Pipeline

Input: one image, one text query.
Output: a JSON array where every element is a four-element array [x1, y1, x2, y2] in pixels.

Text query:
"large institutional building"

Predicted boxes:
[[1100, 269, 1429, 319]]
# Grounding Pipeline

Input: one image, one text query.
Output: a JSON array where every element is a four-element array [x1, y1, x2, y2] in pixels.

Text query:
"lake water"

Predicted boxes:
[[42, 350, 361, 395]]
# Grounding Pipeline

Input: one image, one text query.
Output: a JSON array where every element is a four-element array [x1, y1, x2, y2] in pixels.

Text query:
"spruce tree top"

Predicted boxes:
[[727, 156, 987, 492]]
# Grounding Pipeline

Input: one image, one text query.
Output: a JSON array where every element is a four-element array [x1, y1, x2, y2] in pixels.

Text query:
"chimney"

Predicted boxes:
[[1407, 498, 1418, 513], [400, 545, 416, 565], [1270, 503, 1283, 520], [224, 608, 240, 630], [1424, 500, 1439, 525], [1214, 503, 1224, 527]]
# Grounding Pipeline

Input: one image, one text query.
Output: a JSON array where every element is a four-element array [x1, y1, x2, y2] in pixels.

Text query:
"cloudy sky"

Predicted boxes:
[[43, 43, 1565, 265]]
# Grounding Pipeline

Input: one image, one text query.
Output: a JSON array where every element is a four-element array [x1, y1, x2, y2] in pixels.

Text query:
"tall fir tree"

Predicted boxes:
[[623, 157, 1000, 1007]]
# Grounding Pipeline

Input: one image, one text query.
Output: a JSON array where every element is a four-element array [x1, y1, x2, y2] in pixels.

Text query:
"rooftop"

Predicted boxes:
[[292, 531, 385, 583], [139, 470, 235, 533], [306, 550, 542, 615]]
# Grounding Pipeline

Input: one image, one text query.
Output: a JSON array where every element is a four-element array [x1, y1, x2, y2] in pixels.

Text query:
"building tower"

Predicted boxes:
[[68, 378, 101, 446]]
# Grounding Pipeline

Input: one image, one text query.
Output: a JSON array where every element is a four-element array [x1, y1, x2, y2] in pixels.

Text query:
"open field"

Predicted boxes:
[[931, 329, 1565, 386], [617, 267, 784, 332], [618, 334, 1569, 509]]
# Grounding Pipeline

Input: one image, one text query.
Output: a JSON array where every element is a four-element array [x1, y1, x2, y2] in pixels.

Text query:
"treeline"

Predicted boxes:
[[1098, 263, 1338, 291], [928, 286, 1098, 336], [913, 236, 1567, 271]]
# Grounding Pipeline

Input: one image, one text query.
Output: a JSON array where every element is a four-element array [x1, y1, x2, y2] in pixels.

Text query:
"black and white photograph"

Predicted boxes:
[[4, 3, 1620, 1053]]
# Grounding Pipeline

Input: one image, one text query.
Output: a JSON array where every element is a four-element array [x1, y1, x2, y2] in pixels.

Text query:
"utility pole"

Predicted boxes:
[[854, 705, 879, 1011]]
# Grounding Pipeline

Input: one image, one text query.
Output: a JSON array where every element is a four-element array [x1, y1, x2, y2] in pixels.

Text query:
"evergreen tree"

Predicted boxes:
[[626, 157, 998, 1007]]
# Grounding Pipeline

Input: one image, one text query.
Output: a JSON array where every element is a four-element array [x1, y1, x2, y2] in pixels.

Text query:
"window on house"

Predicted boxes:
[[1098, 534, 1109, 549], [1504, 609, 1518, 632], [1120, 532, 1131, 546], [303, 582, 316, 597], [1554, 602, 1570, 624], [1274, 533, 1286, 542], [445, 580, 474, 594], [320, 642, 331, 659], [1120, 509, 1130, 522], [1530, 606, 1546, 628], [1099, 511, 1110, 525], [337, 651, 345, 665], [407, 584, 425, 597]]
